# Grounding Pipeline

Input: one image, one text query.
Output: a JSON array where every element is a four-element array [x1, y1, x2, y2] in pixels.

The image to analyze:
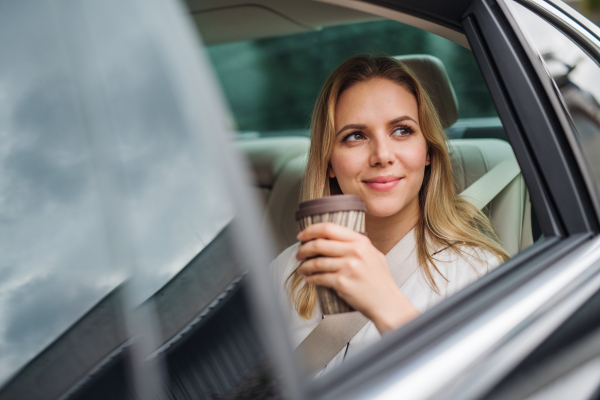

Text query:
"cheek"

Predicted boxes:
[[329, 150, 365, 179], [399, 143, 429, 173]]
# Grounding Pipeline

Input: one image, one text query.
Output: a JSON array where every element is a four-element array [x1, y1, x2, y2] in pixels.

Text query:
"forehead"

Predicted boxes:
[[335, 78, 419, 127]]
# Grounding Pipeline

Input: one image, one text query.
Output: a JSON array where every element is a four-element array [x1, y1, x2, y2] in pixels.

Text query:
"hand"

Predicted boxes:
[[296, 222, 420, 334]]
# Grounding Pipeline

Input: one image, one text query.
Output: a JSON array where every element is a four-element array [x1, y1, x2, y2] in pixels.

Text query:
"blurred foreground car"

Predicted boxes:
[[2, 0, 600, 399]]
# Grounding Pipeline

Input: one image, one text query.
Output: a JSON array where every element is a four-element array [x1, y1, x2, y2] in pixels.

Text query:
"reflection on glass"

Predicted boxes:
[[0, 0, 245, 397], [510, 1, 600, 191], [0, 1, 123, 385]]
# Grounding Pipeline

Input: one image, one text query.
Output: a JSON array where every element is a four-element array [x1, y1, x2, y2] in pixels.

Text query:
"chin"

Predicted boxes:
[[364, 199, 405, 218]]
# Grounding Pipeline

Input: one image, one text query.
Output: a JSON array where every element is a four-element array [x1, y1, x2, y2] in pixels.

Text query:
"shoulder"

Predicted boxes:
[[270, 242, 302, 287], [404, 245, 502, 312], [434, 245, 501, 270], [272, 242, 301, 270], [429, 245, 502, 296]]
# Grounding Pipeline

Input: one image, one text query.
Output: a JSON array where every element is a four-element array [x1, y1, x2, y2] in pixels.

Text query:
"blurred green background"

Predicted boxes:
[[206, 19, 497, 132]]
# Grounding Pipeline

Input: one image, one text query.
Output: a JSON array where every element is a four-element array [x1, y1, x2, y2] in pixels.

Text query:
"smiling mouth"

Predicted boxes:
[[363, 176, 402, 191]]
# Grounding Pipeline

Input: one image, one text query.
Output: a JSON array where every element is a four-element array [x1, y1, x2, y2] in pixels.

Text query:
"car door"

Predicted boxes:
[[3, 1, 600, 400]]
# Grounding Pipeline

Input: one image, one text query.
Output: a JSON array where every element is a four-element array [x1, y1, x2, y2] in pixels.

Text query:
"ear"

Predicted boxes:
[[425, 152, 431, 166], [328, 164, 336, 178]]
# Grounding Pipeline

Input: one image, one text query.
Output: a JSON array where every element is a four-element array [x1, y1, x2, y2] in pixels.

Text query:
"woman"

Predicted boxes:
[[272, 55, 509, 370]]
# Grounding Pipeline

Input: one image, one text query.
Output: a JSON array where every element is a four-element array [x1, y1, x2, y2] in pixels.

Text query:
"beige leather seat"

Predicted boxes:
[[236, 55, 532, 257], [450, 140, 532, 255], [237, 137, 309, 253], [237, 136, 309, 207]]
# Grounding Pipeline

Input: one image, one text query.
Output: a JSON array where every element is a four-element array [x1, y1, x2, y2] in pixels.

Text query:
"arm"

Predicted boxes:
[[296, 222, 420, 334]]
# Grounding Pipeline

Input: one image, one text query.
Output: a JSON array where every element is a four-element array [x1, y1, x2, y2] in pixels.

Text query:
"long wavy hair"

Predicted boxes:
[[287, 55, 509, 319]]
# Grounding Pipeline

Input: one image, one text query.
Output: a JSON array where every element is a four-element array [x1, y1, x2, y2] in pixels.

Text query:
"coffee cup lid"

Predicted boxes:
[[295, 195, 366, 220]]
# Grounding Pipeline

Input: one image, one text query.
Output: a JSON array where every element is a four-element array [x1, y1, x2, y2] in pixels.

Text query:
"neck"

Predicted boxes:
[[366, 203, 420, 255]]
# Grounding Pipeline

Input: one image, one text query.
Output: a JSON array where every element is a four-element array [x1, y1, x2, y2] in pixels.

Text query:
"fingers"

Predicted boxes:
[[297, 256, 344, 275], [297, 222, 365, 243], [302, 270, 341, 289], [296, 238, 353, 261]]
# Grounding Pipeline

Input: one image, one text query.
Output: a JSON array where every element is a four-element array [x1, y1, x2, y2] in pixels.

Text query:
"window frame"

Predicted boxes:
[[505, 0, 600, 226]]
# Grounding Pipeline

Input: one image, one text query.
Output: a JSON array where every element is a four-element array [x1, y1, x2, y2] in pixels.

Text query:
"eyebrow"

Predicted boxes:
[[388, 116, 418, 126], [336, 115, 418, 136]]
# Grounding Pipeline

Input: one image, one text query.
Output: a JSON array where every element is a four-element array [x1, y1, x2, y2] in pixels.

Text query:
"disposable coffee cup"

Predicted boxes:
[[295, 195, 367, 314]]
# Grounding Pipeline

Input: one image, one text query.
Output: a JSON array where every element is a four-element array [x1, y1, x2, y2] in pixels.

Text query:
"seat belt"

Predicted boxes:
[[295, 250, 418, 374], [459, 157, 521, 209], [294, 156, 521, 374]]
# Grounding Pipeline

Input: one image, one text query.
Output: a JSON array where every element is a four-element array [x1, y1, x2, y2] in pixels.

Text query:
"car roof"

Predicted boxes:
[[186, 0, 474, 45]]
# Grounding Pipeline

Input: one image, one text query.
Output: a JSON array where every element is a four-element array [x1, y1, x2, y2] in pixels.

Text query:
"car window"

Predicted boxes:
[[206, 19, 499, 137], [0, 0, 249, 397], [508, 1, 600, 208], [0, 1, 124, 384], [199, 9, 547, 385]]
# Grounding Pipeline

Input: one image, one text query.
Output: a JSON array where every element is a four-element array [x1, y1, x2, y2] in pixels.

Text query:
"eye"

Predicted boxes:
[[342, 131, 366, 142], [392, 125, 415, 137]]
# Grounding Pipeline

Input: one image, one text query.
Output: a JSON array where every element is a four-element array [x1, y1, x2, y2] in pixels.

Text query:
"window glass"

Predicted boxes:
[[0, 0, 253, 397], [509, 1, 600, 198], [0, 1, 123, 385], [206, 20, 498, 136]]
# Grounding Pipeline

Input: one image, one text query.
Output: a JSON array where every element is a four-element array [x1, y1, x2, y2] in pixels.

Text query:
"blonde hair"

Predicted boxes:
[[288, 55, 510, 319]]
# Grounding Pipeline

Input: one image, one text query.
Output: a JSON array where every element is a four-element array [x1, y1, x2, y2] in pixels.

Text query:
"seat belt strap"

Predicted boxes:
[[295, 312, 367, 374], [459, 157, 521, 209], [294, 256, 419, 374], [295, 156, 521, 374]]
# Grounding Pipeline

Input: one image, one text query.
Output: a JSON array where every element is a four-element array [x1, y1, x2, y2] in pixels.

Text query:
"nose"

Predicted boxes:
[[369, 136, 394, 167]]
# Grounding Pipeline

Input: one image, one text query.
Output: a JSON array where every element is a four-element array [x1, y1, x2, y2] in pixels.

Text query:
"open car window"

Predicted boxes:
[[202, 8, 546, 385]]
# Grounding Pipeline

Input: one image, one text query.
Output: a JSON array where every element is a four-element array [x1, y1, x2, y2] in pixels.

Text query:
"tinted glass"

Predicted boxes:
[[0, 0, 280, 398], [0, 0, 123, 386], [509, 1, 600, 200]]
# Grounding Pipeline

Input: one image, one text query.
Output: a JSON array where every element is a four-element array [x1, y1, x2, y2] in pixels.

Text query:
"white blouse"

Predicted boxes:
[[270, 228, 502, 373]]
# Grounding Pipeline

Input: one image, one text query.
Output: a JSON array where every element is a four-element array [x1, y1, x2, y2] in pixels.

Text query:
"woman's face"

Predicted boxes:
[[330, 77, 430, 219]]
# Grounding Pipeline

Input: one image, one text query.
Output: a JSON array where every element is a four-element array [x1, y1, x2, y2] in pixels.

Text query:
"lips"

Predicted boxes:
[[363, 175, 402, 191]]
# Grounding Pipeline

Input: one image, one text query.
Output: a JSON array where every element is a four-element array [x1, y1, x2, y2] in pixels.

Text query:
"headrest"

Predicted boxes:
[[236, 137, 310, 187], [394, 55, 459, 128]]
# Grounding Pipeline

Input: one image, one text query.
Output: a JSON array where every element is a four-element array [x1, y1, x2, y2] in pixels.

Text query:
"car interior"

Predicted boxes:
[[235, 55, 534, 257], [191, 0, 540, 258]]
